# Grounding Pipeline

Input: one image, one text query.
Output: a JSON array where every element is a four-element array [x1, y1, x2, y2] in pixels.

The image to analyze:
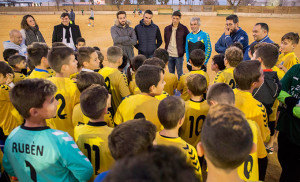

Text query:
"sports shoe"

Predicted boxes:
[[88, 23, 91, 26]]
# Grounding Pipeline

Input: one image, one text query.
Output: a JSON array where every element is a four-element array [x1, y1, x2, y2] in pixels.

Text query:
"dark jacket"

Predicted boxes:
[[69, 11, 75, 21], [52, 24, 81, 45], [164, 23, 189, 58], [134, 19, 162, 58], [111, 20, 137, 60], [23, 26, 46, 46], [253, 70, 281, 115]]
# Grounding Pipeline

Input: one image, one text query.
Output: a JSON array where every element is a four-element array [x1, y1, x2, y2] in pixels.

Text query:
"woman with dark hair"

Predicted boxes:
[[20, 14, 45, 46]]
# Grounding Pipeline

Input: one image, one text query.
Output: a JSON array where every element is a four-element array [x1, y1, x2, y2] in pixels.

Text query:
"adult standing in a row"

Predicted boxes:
[[215, 15, 249, 55], [164, 11, 189, 78], [69, 9, 75, 25], [52, 12, 81, 50], [20, 15, 46, 46], [134, 10, 162, 58]]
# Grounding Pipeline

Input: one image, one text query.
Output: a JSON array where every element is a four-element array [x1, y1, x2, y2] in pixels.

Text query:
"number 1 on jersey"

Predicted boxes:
[[25, 160, 37, 182]]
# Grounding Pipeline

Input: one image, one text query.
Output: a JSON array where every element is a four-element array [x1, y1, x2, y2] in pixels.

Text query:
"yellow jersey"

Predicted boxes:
[[13, 72, 25, 84], [213, 67, 236, 89], [277, 52, 299, 71], [47, 68, 56, 77], [234, 89, 270, 142], [177, 70, 209, 101], [99, 67, 130, 115], [164, 72, 178, 96], [114, 94, 162, 130], [69, 72, 79, 80], [28, 68, 51, 79], [129, 73, 137, 95], [272, 66, 285, 80], [0, 85, 22, 135], [179, 99, 209, 148], [237, 120, 259, 181], [155, 132, 202, 180], [74, 122, 114, 181], [72, 103, 114, 127], [47, 77, 80, 138]]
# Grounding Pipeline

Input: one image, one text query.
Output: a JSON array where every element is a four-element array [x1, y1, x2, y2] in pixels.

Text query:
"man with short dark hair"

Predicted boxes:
[[111, 11, 137, 63], [52, 12, 82, 50], [164, 11, 189, 78], [244, 23, 274, 60], [134, 10, 162, 58], [215, 15, 249, 55]]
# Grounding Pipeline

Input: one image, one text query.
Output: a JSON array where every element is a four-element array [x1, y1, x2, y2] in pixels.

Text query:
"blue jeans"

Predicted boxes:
[[168, 56, 183, 79]]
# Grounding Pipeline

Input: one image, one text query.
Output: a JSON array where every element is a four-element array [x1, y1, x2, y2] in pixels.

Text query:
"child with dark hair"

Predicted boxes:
[[76, 37, 86, 51], [211, 54, 225, 73], [78, 47, 100, 72], [7, 55, 26, 83], [118, 54, 129, 73], [127, 54, 146, 94], [3, 49, 18, 62]]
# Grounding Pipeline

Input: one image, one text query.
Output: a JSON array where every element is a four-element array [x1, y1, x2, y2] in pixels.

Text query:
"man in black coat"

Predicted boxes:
[[52, 12, 81, 50], [134, 10, 162, 58]]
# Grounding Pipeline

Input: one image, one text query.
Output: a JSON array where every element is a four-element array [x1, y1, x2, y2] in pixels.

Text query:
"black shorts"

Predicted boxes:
[[89, 17, 94, 20], [268, 121, 275, 136]]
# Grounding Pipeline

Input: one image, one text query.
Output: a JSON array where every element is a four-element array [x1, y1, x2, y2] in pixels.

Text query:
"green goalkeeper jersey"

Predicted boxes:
[[3, 125, 93, 182]]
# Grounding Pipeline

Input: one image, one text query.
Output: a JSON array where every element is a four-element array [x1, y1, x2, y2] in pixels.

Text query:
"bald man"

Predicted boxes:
[[3, 30, 27, 56]]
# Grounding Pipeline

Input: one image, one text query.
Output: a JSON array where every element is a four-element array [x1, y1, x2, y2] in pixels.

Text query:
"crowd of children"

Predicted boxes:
[[0, 11, 299, 182]]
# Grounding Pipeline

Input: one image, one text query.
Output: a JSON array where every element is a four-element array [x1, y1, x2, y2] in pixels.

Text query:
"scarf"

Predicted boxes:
[[24, 25, 46, 46], [62, 23, 71, 43]]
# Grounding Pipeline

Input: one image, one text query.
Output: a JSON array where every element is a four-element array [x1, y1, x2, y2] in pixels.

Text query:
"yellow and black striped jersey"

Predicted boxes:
[[213, 67, 236, 89], [276, 52, 299, 71], [47, 77, 80, 138], [177, 70, 209, 101], [164, 72, 178, 96], [179, 99, 209, 148], [99, 67, 130, 115], [74, 122, 114, 181], [114, 94, 162, 130], [13, 72, 25, 84], [234, 89, 270, 142], [28, 68, 51, 79], [155, 132, 202, 180]]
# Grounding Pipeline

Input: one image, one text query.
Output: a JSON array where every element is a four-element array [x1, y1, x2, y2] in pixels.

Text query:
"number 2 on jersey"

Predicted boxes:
[[55, 94, 67, 119], [189, 115, 206, 138], [84, 143, 100, 175]]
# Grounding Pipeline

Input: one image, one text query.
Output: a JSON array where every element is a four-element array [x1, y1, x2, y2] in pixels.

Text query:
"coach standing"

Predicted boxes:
[[134, 10, 162, 58], [164, 11, 189, 78], [111, 11, 137, 61], [52, 12, 81, 50], [244, 23, 274, 60], [215, 15, 248, 55]]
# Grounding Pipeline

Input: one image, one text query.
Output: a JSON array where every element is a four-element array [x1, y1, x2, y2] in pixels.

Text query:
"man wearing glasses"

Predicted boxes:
[[215, 15, 249, 55]]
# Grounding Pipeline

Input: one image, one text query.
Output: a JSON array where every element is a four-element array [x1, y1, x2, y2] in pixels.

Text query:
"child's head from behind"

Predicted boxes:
[[76, 72, 105, 93], [107, 46, 123, 64], [207, 83, 235, 106], [131, 54, 146, 71], [10, 79, 57, 119], [225, 47, 243, 67], [234, 60, 263, 90], [48, 46, 77, 74], [76, 37, 86, 49], [200, 104, 253, 171], [211, 54, 225, 73], [78, 47, 99, 70], [281, 32, 299, 53], [189, 49, 205, 67], [153, 48, 169, 65], [187, 74, 207, 97], [0, 61, 14, 84], [252, 43, 279, 69], [135, 65, 165, 95], [3, 49, 19, 62], [108, 119, 156, 160], [158, 96, 185, 129], [27, 42, 49, 67], [8, 55, 26, 70], [143, 57, 166, 69], [80, 85, 108, 120]]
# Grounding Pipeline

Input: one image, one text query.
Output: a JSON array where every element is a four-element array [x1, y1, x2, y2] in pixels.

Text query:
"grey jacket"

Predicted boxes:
[[111, 20, 137, 60], [3, 41, 27, 56]]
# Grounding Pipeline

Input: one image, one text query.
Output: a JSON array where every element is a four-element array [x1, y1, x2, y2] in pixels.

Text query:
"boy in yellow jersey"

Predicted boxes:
[[127, 55, 146, 94], [7, 55, 26, 83], [276, 32, 299, 72], [77, 47, 100, 72], [206, 83, 268, 181], [197, 104, 256, 182], [213, 46, 243, 89], [72, 72, 113, 127], [114, 65, 165, 130], [74, 85, 114, 181], [211, 54, 225, 74], [94, 119, 156, 181], [47, 46, 80, 138], [156, 96, 202, 180], [0, 62, 20, 137], [252, 43, 282, 154], [27, 43, 52, 79], [177, 49, 209, 101], [98, 46, 130, 116], [153, 48, 178, 95], [179, 74, 209, 150]]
